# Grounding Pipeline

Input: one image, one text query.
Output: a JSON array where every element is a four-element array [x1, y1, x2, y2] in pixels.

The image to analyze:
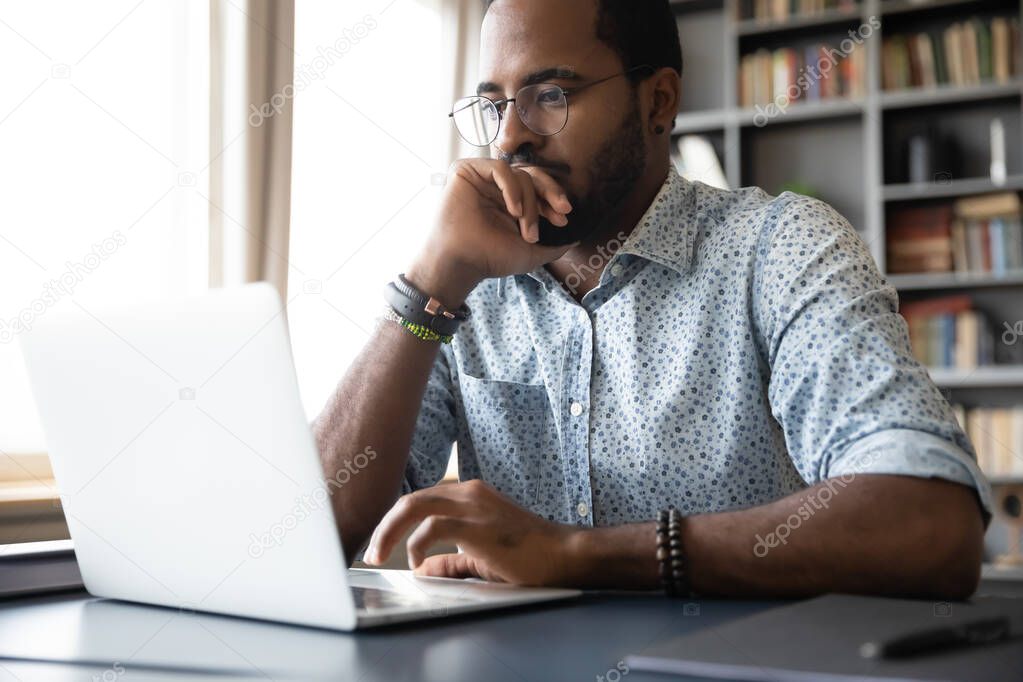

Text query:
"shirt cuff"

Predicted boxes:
[[827, 428, 993, 524]]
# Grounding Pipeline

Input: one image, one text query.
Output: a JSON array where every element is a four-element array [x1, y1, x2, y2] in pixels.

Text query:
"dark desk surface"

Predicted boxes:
[[1, 573, 1019, 682], [0, 589, 780, 681]]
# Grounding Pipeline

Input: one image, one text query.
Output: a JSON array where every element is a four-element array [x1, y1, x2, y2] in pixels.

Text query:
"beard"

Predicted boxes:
[[535, 102, 648, 246]]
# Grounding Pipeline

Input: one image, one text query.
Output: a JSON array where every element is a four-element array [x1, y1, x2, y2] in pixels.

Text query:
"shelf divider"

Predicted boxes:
[[928, 366, 1023, 388], [887, 269, 1023, 290], [880, 81, 1022, 110], [733, 6, 863, 36], [883, 175, 1023, 202]]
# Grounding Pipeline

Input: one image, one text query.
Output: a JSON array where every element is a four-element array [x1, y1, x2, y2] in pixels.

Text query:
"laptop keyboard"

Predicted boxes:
[[350, 585, 466, 612]]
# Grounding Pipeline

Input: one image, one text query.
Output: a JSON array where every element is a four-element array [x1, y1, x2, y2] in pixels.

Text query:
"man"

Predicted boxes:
[[313, 0, 990, 598]]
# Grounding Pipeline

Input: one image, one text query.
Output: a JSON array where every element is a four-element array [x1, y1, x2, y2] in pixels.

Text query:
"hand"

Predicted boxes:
[[362, 479, 579, 586], [406, 159, 577, 307]]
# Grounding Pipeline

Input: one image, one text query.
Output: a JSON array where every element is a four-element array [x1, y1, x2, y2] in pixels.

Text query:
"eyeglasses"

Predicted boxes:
[[449, 65, 652, 147]]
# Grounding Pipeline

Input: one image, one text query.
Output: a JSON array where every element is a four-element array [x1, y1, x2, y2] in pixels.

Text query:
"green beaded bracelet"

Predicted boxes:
[[382, 307, 454, 344]]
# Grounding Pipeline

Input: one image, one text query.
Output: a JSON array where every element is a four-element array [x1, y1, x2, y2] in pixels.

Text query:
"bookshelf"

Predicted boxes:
[[929, 365, 1023, 387], [888, 267, 1023, 287], [878, 0, 1000, 16], [880, 79, 1022, 108], [734, 6, 864, 34], [670, 0, 1023, 404], [882, 173, 1023, 200]]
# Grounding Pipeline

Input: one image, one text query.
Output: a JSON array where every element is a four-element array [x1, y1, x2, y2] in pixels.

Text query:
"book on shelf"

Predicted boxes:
[[886, 193, 1023, 276], [740, 0, 856, 22], [886, 203, 955, 273], [951, 405, 1023, 478], [953, 192, 1023, 276], [739, 41, 864, 107], [900, 295, 996, 369], [882, 16, 1020, 91]]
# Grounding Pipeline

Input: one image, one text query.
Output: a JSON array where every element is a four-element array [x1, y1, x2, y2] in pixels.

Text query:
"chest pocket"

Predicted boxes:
[[457, 372, 559, 509]]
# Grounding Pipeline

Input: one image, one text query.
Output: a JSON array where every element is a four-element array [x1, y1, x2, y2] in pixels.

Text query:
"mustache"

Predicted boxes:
[[497, 149, 570, 176]]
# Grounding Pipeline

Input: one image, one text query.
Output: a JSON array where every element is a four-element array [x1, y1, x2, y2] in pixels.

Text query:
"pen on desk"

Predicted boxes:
[[859, 616, 1012, 659]]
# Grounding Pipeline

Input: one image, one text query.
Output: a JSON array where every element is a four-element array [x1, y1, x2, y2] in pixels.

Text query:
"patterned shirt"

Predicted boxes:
[[402, 168, 992, 527]]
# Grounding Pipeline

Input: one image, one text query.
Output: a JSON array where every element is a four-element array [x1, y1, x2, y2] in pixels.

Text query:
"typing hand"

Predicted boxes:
[[362, 479, 578, 586]]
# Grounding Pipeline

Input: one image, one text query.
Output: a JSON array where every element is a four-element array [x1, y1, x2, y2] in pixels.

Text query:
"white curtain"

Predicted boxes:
[[441, 0, 487, 163], [207, 0, 482, 305], [208, 0, 296, 302]]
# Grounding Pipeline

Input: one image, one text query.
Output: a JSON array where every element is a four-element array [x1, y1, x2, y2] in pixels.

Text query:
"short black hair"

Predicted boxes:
[[483, 0, 683, 83]]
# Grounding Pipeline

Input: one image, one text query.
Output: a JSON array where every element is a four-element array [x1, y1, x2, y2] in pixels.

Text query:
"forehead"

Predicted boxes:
[[479, 0, 618, 85]]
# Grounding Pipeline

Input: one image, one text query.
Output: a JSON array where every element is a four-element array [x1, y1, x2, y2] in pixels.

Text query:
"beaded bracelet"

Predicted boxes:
[[381, 306, 454, 344], [656, 508, 691, 598]]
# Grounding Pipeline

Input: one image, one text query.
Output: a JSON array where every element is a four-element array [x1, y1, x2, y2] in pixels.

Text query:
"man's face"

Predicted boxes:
[[478, 0, 649, 246]]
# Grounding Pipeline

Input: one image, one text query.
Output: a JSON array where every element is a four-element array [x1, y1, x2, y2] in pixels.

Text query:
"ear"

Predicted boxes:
[[646, 67, 681, 135]]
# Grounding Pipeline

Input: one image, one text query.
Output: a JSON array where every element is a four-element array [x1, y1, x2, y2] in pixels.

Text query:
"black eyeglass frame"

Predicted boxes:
[[448, 64, 654, 147]]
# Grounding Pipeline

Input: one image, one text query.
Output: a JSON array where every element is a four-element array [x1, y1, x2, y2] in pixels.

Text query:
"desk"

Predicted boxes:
[[1, 575, 1019, 682], [0, 590, 779, 681]]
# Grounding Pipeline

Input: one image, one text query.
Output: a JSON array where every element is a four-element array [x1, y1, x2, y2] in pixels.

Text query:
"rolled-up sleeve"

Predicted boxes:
[[402, 342, 459, 494], [752, 194, 992, 520]]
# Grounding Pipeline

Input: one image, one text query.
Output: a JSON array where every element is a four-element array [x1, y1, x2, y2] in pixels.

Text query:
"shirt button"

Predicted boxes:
[[610, 264, 624, 278], [569, 401, 584, 417], [577, 502, 589, 517]]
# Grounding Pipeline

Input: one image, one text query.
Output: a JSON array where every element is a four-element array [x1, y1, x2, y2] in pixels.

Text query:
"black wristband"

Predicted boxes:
[[383, 274, 471, 336]]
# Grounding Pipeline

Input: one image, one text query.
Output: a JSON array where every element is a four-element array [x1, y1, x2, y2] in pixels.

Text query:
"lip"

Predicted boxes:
[[512, 163, 568, 177]]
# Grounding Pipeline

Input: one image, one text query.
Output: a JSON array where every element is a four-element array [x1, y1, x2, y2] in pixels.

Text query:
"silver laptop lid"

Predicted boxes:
[[20, 283, 357, 630]]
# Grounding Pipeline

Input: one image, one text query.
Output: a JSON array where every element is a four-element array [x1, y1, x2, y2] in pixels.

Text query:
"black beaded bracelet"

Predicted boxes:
[[656, 508, 691, 598]]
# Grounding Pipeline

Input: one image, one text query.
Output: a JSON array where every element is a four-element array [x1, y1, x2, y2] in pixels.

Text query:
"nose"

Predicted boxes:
[[492, 98, 544, 156]]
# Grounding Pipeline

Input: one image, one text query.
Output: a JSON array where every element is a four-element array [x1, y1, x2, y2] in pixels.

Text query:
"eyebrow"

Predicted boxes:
[[476, 67, 583, 96]]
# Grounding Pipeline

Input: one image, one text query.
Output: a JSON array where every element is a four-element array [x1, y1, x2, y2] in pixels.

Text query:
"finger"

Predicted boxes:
[[520, 167, 573, 217], [540, 201, 572, 228], [413, 553, 483, 579], [531, 241, 582, 264], [365, 493, 463, 565], [538, 197, 569, 228], [487, 162, 524, 219], [513, 170, 539, 243], [473, 179, 509, 209], [519, 169, 570, 228], [405, 515, 482, 569]]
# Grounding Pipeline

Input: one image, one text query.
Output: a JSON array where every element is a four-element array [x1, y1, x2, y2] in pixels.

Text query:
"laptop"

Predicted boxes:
[[19, 283, 580, 630]]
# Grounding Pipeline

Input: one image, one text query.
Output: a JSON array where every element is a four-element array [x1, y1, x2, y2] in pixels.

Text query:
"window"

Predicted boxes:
[[286, 1, 453, 421], [0, 1, 210, 541], [1, 1, 473, 544]]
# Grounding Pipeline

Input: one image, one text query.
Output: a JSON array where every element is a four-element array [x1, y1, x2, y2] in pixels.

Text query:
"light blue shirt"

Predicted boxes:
[[403, 168, 992, 527]]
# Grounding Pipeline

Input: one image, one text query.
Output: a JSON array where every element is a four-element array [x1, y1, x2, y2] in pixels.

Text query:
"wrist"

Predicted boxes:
[[558, 523, 660, 589], [406, 254, 482, 310]]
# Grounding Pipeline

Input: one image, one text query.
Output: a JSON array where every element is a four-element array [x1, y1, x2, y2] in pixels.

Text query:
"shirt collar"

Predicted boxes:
[[614, 167, 698, 275], [500, 167, 699, 296]]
